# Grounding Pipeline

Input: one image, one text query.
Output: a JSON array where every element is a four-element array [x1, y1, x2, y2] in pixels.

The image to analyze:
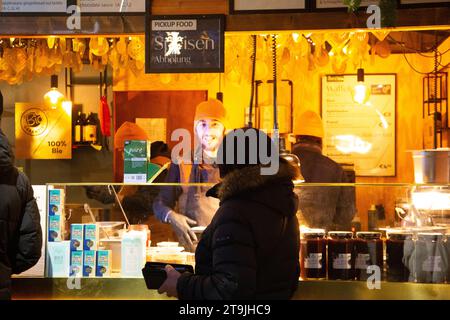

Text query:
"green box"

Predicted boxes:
[[124, 140, 150, 183]]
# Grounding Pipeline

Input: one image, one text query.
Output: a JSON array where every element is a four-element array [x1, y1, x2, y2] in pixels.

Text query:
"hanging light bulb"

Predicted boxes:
[[44, 75, 65, 109], [353, 68, 370, 105]]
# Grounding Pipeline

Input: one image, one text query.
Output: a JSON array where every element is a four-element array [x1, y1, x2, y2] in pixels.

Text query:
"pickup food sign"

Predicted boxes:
[[146, 15, 225, 73]]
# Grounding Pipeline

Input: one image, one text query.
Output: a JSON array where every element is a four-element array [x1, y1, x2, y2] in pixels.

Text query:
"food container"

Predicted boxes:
[[327, 231, 355, 280], [96, 221, 126, 240], [414, 232, 447, 283], [355, 232, 383, 281], [412, 149, 450, 183], [300, 230, 326, 279], [386, 232, 414, 282]]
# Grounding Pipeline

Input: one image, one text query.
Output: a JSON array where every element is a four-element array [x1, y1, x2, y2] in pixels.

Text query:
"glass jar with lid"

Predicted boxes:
[[386, 232, 414, 282], [414, 233, 447, 284], [355, 232, 383, 281], [300, 229, 326, 280], [327, 231, 355, 280]]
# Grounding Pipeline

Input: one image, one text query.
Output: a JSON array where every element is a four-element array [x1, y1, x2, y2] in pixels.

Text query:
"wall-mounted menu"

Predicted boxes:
[[0, 0, 67, 12], [321, 74, 396, 177], [315, 0, 378, 9], [79, 0, 145, 13]]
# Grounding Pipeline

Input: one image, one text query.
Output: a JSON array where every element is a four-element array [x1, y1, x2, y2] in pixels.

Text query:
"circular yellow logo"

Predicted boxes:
[[21, 109, 48, 136]]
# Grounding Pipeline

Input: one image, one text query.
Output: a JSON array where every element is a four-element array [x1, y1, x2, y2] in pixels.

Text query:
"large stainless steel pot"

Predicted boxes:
[[412, 149, 450, 183]]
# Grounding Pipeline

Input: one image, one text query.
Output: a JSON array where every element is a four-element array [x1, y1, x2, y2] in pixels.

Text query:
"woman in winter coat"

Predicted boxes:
[[158, 128, 301, 300], [0, 129, 42, 300]]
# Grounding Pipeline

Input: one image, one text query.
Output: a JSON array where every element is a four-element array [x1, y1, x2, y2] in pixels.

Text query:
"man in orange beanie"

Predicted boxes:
[[292, 111, 355, 231], [153, 99, 226, 252]]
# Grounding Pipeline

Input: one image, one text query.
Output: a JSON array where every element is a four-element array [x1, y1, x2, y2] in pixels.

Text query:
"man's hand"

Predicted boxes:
[[158, 265, 181, 298], [168, 211, 198, 252]]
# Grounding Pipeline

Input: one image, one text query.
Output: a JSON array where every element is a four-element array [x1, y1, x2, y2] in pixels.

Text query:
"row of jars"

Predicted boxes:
[[300, 230, 450, 284]]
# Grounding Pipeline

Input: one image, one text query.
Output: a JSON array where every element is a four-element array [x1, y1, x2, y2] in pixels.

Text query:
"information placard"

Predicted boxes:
[[0, 0, 67, 13], [321, 74, 396, 177], [79, 0, 145, 13], [15, 102, 72, 159], [231, 0, 306, 13], [146, 15, 225, 73]]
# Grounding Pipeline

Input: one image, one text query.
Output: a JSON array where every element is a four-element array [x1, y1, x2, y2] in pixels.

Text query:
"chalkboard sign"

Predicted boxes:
[[145, 14, 225, 74]]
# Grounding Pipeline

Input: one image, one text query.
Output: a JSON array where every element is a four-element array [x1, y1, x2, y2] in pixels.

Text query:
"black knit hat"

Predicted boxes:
[[217, 127, 278, 178]]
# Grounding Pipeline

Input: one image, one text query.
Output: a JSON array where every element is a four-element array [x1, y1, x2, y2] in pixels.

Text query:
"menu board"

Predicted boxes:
[[400, 0, 450, 4], [0, 0, 67, 12], [79, 0, 145, 13], [146, 15, 225, 73], [231, 0, 306, 12], [315, 0, 378, 8], [321, 74, 396, 177], [15, 102, 72, 159]]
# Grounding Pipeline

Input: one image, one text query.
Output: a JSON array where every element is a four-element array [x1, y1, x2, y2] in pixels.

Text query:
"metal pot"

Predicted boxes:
[[412, 149, 450, 183]]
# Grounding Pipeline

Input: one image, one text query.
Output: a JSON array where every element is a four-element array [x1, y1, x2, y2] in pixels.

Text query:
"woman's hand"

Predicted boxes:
[[158, 265, 181, 298]]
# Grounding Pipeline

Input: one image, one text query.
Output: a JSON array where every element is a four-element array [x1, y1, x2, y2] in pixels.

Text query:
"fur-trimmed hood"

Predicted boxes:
[[207, 160, 299, 217]]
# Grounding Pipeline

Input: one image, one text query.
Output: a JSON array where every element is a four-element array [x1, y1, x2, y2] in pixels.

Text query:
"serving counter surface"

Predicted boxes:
[[11, 278, 450, 300]]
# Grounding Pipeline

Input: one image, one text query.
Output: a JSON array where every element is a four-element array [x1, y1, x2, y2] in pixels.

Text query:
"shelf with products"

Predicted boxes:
[[12, 182, 448, 300]]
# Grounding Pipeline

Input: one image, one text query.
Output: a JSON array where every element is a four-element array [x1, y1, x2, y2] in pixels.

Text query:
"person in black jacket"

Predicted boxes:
[[0, 113, 42, 300], [158, 128, 301, 300], [292, 111, 355, 231]]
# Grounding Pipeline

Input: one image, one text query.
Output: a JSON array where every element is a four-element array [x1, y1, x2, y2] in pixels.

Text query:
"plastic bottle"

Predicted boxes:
[[351, 215, 362, 234], [368, 204, 378, 231], [121, 230, 147, 277]]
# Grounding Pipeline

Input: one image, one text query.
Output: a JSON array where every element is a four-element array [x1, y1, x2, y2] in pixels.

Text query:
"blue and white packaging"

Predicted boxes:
[[46, 241, 70, 277], [70, 251, 83, 278], [48, 215, 62, 242], [70, 224, 84, 251], [96, 250, 112, 277], [48, 189, 63, 216], [83, 250, 96, 278], [83, 224, 98, 251]]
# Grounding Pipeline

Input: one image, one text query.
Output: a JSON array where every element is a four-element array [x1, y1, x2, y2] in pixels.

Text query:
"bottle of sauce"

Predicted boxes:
[[300, 229, 326, 280], [355, 232, 383, 281], [74, 111, 84, 143], [386, 232, 414, 282], [327, 231, 355, 280], [368, 204, 378, 231], [83, 112, 97, 143]]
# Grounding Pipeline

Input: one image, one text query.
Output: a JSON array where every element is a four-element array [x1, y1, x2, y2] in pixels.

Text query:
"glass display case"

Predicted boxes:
[[12, 182, 450, 300]]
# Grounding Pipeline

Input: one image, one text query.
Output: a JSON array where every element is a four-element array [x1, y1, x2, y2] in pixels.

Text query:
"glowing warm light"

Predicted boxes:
[[353, 83, 370, 104], [343, 45, 349, 55], [412, 190, 450, 210], [62, 101, 72, 115], [328, 51, 335, 56], [292, 33, 300, 43], [333, 135, 372, 154], [44, 89, 64, 109]]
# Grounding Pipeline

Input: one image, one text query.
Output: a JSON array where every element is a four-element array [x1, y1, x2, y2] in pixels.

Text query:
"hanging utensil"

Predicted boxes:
[[108, 185, 131, 227]]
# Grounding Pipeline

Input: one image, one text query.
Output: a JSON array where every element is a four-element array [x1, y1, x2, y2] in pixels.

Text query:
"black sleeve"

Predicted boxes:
[[13, 172, 43, 274], [177, 212, 257, 300], [152, 163, 182, 222], [84, 186, 116, 204]]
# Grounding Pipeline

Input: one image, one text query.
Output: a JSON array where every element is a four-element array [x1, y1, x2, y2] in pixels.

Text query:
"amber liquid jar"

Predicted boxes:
[[327, 231, 355, 280], [355, 232, 383, 281], [300, 231, 326, 279], [386, 232, 414, 282], [415, 233, 446, 284]]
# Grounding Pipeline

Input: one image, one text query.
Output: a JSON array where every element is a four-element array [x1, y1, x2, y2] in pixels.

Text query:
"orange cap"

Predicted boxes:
[[114, 121, 148, 150], [295, 111, 324, 139], [194, 99, 227, 125]]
